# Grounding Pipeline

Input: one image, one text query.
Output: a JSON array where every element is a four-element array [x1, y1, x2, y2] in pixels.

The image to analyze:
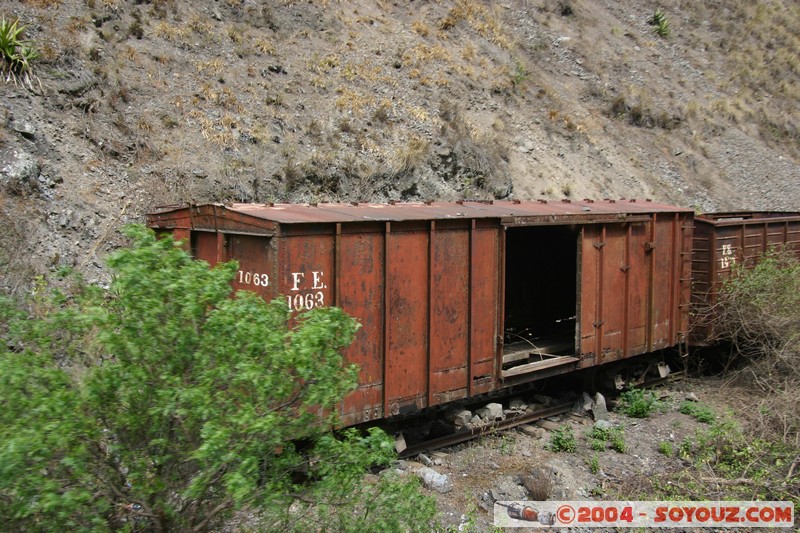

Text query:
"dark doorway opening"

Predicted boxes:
[[503, 225, 578, 364]]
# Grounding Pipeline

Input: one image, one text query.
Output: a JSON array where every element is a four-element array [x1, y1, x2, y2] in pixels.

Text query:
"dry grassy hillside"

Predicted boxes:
[[0, 0, 798, 288]]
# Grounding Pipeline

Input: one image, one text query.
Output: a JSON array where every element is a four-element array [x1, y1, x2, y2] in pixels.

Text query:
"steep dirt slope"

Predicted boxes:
[[0, 0, 798, 288]]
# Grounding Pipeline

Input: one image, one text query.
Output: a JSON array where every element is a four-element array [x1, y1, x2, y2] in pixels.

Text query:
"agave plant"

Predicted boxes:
[[0, 17, 41, 90], [14, 43, 40, 73], [649, 9, 671, 38]]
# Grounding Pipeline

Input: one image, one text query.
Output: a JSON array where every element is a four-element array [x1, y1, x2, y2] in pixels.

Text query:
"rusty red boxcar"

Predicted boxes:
[[147, 199, 693, 426], [690, 211, 800, 345]]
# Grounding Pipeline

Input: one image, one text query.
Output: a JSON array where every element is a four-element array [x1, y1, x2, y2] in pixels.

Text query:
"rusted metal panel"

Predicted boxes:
[[385, 228, 429, 417], [429, 226, 471, 404], [470, 225, 500, 394], [169, 228, 190, 244], [146, 204, 277, 235], [600, 224, 626, 362], [162, 200, 691, 226], [277, 233, 335, 313], [578, 215, 690, 368], [226, 234, 277, 300], [191, 231, 221, 266], [625, 221, 650, 355], [651, 214, 678, 350], [337, 230, 385, 426], [691, 212, 800, 345], [579, 225, 600, 364]]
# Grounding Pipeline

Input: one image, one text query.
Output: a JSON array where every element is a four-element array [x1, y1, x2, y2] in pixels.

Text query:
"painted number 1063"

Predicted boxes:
[[287, 291, 324, 310], [237, 270, 269, 287]]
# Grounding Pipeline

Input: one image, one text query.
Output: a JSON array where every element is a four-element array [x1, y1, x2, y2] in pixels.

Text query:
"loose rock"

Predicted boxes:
[[518, 424, 546, 438], [477, 402, 505, 422], [535, 419, 561, 431], [509, 398, 527, 411], [593, 392, 609, 421], [445, 407, 473, 429], [416, 467, 453, 494]]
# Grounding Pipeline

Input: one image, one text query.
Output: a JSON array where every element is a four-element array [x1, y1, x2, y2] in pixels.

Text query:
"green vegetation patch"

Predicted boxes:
[[0, 17, 40, 90], [549, 426, 578, 453], [678, 401, 715, 424], [618, 388, 663, 418], [0, 226, 435, 532]]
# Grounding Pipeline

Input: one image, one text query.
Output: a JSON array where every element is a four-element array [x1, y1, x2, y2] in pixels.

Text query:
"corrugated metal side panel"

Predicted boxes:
[[429, 226, 470, 405], [385, 228, 429, 416], [579, 216, 686, 366], [711, 224, 742, 285], [277, 233, 335, 314], [600, 224, 626, 363], [191, 231, 222, 266], [470, 224, 500, 393], [625, 221, 650, 356], [651, 214, 678, 351], [579, 225, 600, 365], [226, 234, 277, 301], [337, 229, 385, 426], [335, 221, 501, 424]]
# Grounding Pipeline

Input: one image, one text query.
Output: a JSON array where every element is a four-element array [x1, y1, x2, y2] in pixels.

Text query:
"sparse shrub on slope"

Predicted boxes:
[[712, 247, 800, 447]]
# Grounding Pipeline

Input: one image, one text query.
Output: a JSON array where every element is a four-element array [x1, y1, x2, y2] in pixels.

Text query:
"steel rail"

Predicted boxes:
[[399, 402, 574, 458]]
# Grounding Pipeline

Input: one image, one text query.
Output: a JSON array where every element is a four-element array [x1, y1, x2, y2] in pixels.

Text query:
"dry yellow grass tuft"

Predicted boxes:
[[443, 0, 514, 49], [334, 88, 375, 116]]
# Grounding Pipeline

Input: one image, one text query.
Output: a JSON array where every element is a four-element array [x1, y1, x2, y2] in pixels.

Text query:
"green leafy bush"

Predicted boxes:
[[549, 426, 577, 452], [0, 225, 435, 532], [609, 428, 626, 453], [657, 440, 673, 456], [679, 401, 715, 424], [589, 454, 600, 475], [618, 388, 661, 418], [587, 425, 625, 453]]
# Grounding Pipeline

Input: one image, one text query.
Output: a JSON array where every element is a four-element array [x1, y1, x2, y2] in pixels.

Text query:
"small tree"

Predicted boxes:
[[0, 225, 435, 532]]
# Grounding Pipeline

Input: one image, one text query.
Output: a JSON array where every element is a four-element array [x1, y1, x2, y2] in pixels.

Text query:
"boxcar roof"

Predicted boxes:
[[149, 199, 691, 226], [695, 211, 800, 225]]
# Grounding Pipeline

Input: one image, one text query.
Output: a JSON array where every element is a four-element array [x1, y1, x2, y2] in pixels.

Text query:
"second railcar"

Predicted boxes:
[[690, 211, 800, 345], [147, 199, 693, 426]]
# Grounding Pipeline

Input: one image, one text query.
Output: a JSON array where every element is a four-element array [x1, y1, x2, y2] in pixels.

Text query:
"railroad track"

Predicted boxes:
[[398, 402, 574, 458], [395, 371, 684, 458]]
